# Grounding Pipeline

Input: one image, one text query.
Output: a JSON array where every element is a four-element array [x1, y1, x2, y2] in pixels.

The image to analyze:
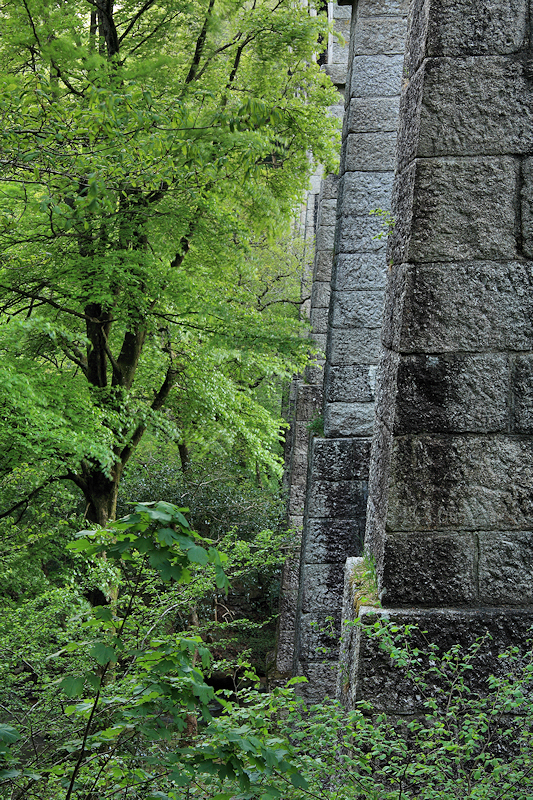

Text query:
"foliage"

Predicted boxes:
[[0, 501, 307, 800], [154, 621, 533, 799], [4, 586, 533, 800], [117, 442, 286, 539], [0, 0, 340, 524]]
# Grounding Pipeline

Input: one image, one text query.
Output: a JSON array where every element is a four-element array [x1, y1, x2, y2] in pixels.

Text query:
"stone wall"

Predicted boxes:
[[275, 2, 349, 680], [342, 0, 533, 709], [283, 0, 533, 709], [289, 0, 410, 702]]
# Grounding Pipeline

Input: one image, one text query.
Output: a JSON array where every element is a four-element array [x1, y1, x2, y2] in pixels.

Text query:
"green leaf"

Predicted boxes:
[[187, 546, 209, 566], [93, 606, 113, 622], [0, 724, 19, 744], [0, 768, 20, 780], [90, 643, 116, 666], [157, 527, 178, 546], [60, 676, 85, 698], [261, 789, 281, 800], [290, 772, 309, 789]]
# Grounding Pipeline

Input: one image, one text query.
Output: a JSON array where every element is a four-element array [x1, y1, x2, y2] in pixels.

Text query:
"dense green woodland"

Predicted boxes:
[[0, 0, 341, 527], [2, 1, 533, 798]]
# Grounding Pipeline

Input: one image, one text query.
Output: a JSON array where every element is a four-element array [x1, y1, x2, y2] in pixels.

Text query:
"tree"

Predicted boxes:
[[0, 0, 339, 525]]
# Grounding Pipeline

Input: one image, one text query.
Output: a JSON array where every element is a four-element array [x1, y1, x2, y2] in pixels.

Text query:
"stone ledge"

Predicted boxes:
[[339, 606, 533, 712]]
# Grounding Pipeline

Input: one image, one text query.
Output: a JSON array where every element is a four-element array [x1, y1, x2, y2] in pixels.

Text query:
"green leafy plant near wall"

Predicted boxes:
[[3, 556, 533, 799]]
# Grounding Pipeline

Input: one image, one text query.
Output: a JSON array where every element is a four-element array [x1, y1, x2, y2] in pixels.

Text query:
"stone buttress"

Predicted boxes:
[[340, 0, 533, 712]]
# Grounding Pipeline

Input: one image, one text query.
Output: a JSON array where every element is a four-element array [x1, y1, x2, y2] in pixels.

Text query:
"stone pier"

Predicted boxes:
[[290, 0, 410, 701], [342, 0, 533, 708], [281, 0, 533, 708]]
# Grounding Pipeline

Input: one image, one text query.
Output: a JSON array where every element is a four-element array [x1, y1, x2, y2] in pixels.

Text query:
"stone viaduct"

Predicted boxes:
[[279, 0, 533, 708]]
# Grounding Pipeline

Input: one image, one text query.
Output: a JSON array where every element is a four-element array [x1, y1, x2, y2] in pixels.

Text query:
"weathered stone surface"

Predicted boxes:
[[314, 250, 334, 282], [323, 64, 347, 86], [338, 171, 395, 214], [318, 199, 338, 227], [331, 19, 351, 65], [382, 261, 533, 353], [382, 531, 477, 605], [309, 332, 327, 356], [295, 386, 323, 420], [301, 565, 347, 614], [305, 365, 325, 385], [327, 327, 383, 365], [275, 626, 296, 673], [405, 0, 527, 77], [324, 401, 375, 437], [352, 16, 409, 55], [312, 437, 372, 482], [363, 419, 393, 571], [345, 96, 400, 134], [350, 55, 404, 97], [390, 157, 518, 265], [311, 280, 331, 309], [394, 353, 510, 434], [358, 0, 410, 17], [333, 3, 352, 19], [296, 661, 338, 703], [521, 158, 533, 259], [349, 608, 533, 713], [307, 479, 368, 519], [319, 173, 339, 201], [372, 348, 399, 432], [332, 252, 388, 292], [398, 57, 533, 169], [278, 558, 301, 593], [315, 224, 336, 252], [386, 435, 533, 532], [478, 532, 533, 605], [325, 364, 376, 403], [288, 483, 306, 515], [305, 519, 366, 563], [345, 132, 397, 172], [309, 306, 328, 334], [331, 290, 385, 329], [335, 213, 388, 253], [512, 355, 533, 434]]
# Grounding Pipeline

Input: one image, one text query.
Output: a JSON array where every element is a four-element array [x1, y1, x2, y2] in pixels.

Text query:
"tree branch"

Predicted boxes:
[[0, 474, 70, 521], [184, 0, 216, 85], [120, 362, 178, 467], [0, 284, 96, 323]]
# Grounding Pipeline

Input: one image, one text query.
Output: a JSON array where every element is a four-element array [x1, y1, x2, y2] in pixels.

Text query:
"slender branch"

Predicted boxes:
[[184, 0, 216, 85], [0, 474, 70, 520], [0, 284, 95, 323], [100, 329, 125, 386], [21, 0, 41, 48], [118, 0, 158, 43], [119, 361, 178, 467]]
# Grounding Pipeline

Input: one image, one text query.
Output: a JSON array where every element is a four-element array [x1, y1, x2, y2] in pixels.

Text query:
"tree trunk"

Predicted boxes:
[[81, 465, 122, 526]]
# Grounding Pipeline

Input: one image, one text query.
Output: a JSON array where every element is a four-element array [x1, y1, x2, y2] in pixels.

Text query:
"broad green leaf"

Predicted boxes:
[[60, 676, 85, 698], [187, 546, 209, 566], [0, 724, 19, 744], [90, 643, 116, 666], [290, 772, 309, 789]]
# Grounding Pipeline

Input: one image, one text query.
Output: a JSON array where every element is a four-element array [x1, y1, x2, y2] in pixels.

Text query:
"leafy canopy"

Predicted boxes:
[[0, 0, 340, 522]]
